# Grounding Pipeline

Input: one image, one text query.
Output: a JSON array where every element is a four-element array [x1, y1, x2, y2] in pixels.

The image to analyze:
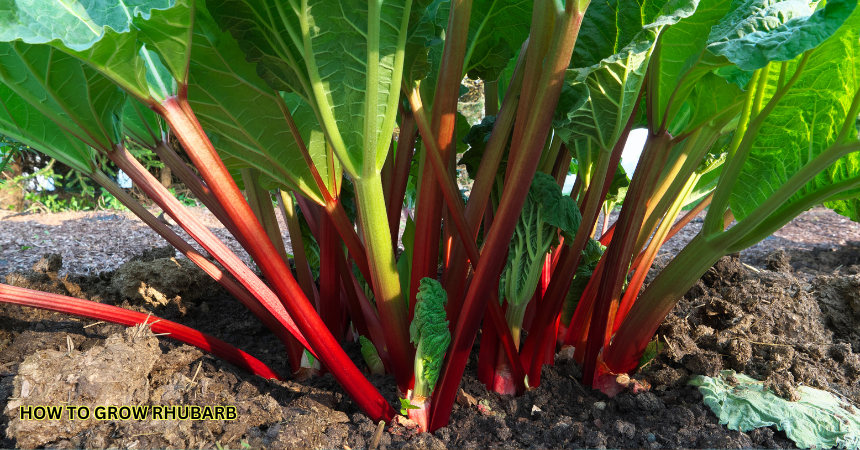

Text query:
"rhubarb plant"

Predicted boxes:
[[1, 0, 860, 435]]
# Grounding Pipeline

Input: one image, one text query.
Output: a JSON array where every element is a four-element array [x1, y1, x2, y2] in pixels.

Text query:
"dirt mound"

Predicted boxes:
[[5, 326, 161, 448], [2, 248, 860, 448], [650, 253, 860, 406]]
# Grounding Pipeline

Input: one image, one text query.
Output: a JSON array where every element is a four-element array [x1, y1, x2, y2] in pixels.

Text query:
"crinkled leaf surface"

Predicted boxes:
[[554, 0, 698, 151], [188, 8, 331, 204], [410, 277, 450, 391], [499, 173, 581, 306], [731, 8, 860, 221], [707, 0, 855, 71]]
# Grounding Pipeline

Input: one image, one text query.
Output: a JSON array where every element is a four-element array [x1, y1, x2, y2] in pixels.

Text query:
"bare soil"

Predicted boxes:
[[2, 210, 860, 448]]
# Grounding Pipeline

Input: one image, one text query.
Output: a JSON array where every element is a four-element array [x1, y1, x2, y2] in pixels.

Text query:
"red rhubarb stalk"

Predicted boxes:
[[430, 3, 589, 430], [408, 0, 474, 324], [439, 42, 528, 324], [95, 171, 314, 372], [320, 211, 345, 341], [388, 107, 417, 247], [0, 284, 282, 380], [408, 85, 527, 395], [154, 98, 396, 421], [582, 130, 673, 386]]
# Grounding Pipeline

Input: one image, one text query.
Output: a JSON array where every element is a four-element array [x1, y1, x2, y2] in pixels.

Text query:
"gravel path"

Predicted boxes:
[[2, 205, 858, 279]]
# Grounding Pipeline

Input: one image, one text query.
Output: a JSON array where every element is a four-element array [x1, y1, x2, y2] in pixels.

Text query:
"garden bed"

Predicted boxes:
[[1, 209, 859, 449]]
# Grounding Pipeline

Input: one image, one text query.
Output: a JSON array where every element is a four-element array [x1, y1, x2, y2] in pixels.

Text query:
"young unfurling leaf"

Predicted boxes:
[[409, 278, 450, 398]]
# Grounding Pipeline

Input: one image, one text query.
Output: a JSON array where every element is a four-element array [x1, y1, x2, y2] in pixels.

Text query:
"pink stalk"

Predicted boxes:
[[581, 131, 673, 386], [95, 171, 314, 369], [0, 284, 282, 380], [106, 148, 315, 354], [430, 4, 588, 429], [440, 42, 528, 325], [157, 97, 395, 421], [407, 88, 526, 396], [408, 0, 474, 328], [408, 396, 431, 432]]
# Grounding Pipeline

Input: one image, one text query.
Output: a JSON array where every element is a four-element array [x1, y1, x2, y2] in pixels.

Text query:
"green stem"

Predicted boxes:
[[704, 51, 813, 237], [354, 175, 413, 391], [718, 140, 860, 247], [750, 63, 771, 119], [729, 174, 860, 251], [605, 234, 727, 374]]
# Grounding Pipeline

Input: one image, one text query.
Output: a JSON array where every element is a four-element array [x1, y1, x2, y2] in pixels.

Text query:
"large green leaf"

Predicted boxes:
[[731, 8, 860, 221], [205, 0, 309, 98], [0, 0, 193, 100], [0, 0, 169, 50], [570, 0, 668, 69], [707, 0, 855, 72], [188, 8, 331, 204], [554, 0, 698, 151], [463, 0, 531, 82], [208, 0, 410, 177], [301, 0, 410, 174], [405, 0, 448, 86], [0, 42, 127, 153], [649, 0, 733, 129], [0, 83, 98, 175]]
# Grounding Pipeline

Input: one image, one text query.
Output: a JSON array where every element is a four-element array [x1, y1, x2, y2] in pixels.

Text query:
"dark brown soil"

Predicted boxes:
[[2, 246, 859, 449]]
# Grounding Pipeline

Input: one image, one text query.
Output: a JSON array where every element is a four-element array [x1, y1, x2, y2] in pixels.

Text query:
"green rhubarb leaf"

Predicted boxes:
[[187, 8, 332, 205], [0, 42, 127, 153], [731, 8, 860, 221], [649, 0, 733, 129], [0, 0, 196, 100], [208, 0, 410, 177], [680, 72, 745, 134], [122, 98, 165, 149], [459, 116, 506, 180], [405, 0, 448, 86], [605, 165, 631, 206], [463, 0, 532, 82], [205, 0, 308, 97], [499, 172, 581, 307], [706, 0, 855, 72], [691, 370, 860, 450], [410, 277, 450, 393], [0, 0, 169, 50], [570, 0, 668, 69], [0, 83, 98, 175], [554, 0, 698, 151]]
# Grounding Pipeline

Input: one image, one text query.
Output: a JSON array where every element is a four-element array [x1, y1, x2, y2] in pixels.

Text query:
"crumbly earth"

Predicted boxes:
[[1, 242, 859, 448]]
